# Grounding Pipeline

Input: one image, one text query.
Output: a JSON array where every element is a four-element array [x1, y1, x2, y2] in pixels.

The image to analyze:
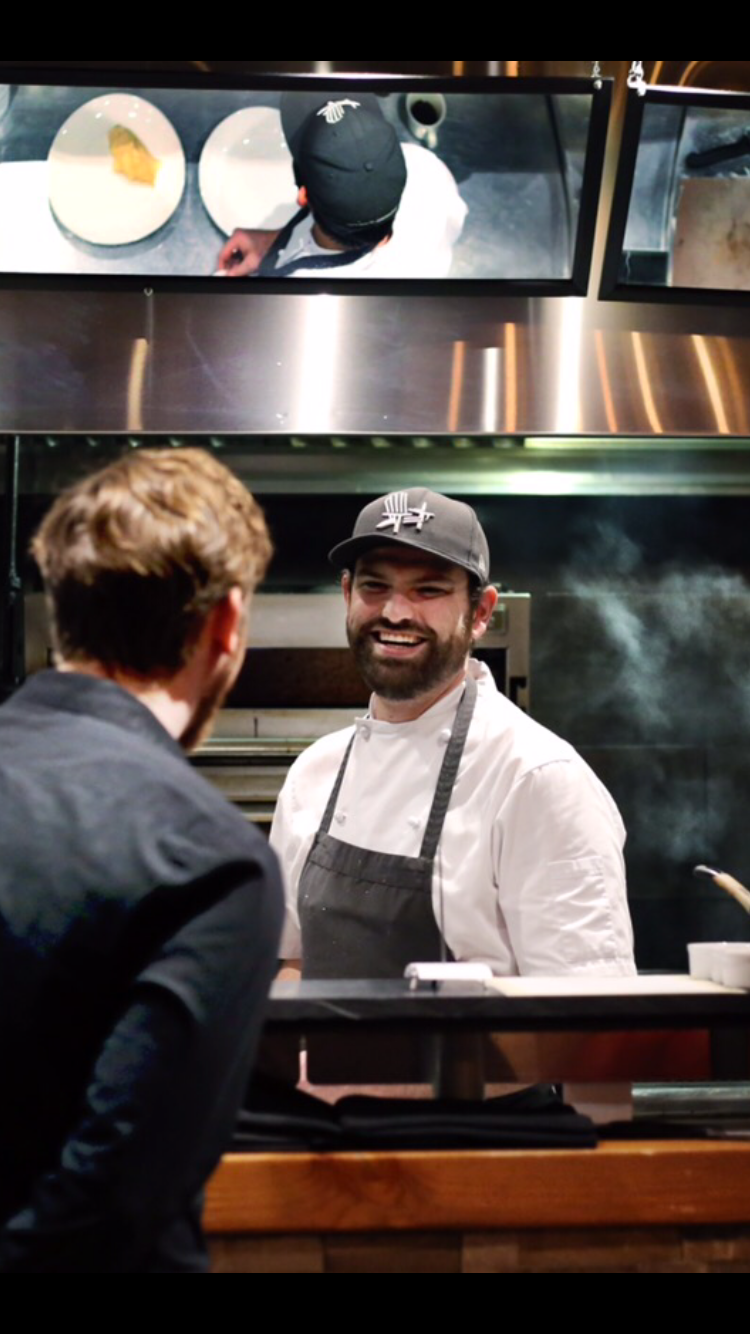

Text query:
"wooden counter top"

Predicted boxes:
[[205, 1141, 750, 1236]]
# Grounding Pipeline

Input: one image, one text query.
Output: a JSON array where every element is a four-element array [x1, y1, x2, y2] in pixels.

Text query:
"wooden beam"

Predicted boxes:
[[206, 1143, 750, 1235]]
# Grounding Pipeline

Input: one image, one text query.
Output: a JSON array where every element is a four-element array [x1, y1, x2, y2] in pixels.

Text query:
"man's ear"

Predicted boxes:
[[471, 585, 498, 644], [210, 587, 247, 657], [342, 570, 352, 608]]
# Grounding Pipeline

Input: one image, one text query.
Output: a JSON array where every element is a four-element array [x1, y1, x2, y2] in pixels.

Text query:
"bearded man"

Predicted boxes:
[[271, 489, 635, 981], [0, 448, 283, 1273]]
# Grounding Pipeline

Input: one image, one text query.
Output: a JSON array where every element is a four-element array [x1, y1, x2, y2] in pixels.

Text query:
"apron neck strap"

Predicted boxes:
[[419, 672, 478, 861], [257, 207, 375, 277], [318, 731, 356, 835]]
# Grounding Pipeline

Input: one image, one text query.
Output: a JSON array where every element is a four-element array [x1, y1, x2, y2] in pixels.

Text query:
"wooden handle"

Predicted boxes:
[[714, 871, 750, 916]]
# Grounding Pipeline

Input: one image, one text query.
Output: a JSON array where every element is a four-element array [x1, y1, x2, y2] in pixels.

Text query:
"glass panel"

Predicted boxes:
[[614, 92, 750, 295]]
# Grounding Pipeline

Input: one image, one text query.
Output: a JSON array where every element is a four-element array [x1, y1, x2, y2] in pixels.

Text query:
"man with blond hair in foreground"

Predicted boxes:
[[0, 449, 283, 1273]]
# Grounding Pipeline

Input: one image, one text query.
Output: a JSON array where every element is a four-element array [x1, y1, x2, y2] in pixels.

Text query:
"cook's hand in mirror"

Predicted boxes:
[[218, 228, 281, 277]]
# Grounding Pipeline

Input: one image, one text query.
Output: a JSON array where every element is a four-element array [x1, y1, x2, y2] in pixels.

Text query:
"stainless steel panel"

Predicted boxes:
[[0, 290, 152, 432], [187, 761, 295, 825], [210, 710, 357, 742], [245, 591, 527, 650], [17, 433, 750, 498], [248, 594, 350, 648], [4, 287, 750, 437]]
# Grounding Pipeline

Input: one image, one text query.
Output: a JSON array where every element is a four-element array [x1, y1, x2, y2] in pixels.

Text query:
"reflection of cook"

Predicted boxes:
[[271, 490, 636, 981], [218, 98, 467, 279]]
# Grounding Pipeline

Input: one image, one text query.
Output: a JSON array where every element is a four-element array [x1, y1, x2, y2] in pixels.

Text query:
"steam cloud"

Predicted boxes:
[[563, 523, 750, 736], [540, 521, 750, 869]]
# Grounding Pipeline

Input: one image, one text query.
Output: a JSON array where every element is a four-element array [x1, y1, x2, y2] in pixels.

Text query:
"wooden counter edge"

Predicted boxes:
[[205, 1141, 750, 1235]]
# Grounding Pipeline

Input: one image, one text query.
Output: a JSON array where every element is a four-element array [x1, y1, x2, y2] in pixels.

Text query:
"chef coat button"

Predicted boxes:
[[408, 816, 421, 829], [439, 728, 452, 746], [357, 722, 371, 740], [335, 813, 347, 825]]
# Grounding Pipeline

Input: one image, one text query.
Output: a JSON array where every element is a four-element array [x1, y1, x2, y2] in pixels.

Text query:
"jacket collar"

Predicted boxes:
[[9, 670, 187, 761]]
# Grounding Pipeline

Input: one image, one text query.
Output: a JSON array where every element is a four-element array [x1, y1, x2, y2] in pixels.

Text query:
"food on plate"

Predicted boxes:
[[108, 125, 161, 187]]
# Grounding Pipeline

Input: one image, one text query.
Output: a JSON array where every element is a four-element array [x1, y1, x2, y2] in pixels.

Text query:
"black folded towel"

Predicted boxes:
[[234, 1080, 597, 1152], [235, 1077, 344, 1151]]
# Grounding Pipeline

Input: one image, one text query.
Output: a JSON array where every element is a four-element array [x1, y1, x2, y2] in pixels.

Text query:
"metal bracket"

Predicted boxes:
[[628, 60, 648, 96]]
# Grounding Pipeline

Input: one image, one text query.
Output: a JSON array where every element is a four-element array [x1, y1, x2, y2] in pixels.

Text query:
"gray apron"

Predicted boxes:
[[299, 674, 478, 980]]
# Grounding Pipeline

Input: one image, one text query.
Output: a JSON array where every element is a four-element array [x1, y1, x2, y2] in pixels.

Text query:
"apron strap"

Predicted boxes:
[[419, 673, 478, 862], [257, 207, 375, 277], [318, 732, 357, 835]]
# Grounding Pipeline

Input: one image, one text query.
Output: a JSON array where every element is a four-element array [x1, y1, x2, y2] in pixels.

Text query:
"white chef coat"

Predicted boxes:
[[271, 660, 636, 977], [273, 144, 468, 278]]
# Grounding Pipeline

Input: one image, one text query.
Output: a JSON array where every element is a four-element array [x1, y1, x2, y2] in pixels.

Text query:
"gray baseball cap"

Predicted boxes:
[[329, 488, 491, 585]]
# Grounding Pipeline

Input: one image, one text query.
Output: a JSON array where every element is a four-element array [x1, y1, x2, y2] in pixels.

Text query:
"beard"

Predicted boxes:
[[179, 631, 246, 753], [179, 675, 228, 753], [347, 613, 474, 702]]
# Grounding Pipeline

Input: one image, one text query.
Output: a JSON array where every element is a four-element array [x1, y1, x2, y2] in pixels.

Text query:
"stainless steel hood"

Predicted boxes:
[[3, 287, 750, 438]]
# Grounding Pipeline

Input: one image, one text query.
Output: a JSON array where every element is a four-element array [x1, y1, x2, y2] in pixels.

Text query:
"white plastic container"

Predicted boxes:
[[717, 944, 750, 990], [688, 942, 750, 988], [688, 942, 718, 981]]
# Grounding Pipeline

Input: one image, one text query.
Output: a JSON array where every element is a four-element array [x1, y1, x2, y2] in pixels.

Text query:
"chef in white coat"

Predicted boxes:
[[271, 489, 636, 981], [218, 94, 467, 280]]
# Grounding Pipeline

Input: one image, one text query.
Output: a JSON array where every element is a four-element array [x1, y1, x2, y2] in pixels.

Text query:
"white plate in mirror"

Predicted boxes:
[[48, 93, 186, 246], [199, 106, 298, 235]]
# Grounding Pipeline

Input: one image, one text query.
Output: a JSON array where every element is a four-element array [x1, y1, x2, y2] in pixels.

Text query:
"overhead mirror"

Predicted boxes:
[[603, 85, 750, 302], [0, 69, 610, 293]]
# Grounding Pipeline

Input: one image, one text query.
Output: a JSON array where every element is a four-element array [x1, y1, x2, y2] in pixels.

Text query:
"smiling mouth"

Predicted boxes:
[[372, 630, 428, 648]]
